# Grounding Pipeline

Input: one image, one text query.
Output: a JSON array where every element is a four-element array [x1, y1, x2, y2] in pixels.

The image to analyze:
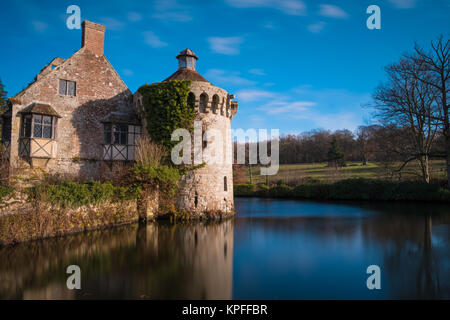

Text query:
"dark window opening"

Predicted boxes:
[[202, 130, 207, 149], [103, 123, 128, 145], [59, 79, 76, 96], [194, 192, 198, 208], [224, 176, 228, 191]]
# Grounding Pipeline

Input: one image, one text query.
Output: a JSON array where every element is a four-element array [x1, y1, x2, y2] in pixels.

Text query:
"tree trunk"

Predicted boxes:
[[446, 133, 450, 188], [420, 155, 431, 183]]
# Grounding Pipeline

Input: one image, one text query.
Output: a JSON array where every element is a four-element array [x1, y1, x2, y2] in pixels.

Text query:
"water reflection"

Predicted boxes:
[[0, 221, 234, 299], [0, 198, 449, 299]]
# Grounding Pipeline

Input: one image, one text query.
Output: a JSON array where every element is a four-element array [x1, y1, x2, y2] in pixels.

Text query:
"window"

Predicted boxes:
[[59, 79, 76, 96], [1, 118, 11, 142], [21, 115, 32, 138], [103, 124, 112, 144], [21, 114, 55, 139], [103, 123, 128, 145], [224, 176, 228, 191]]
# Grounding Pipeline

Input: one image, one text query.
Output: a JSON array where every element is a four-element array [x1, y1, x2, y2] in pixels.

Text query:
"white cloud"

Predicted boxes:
[[99, 17, 125, 31], [318, 4, 348, 18], [388, 0, 418, 9], [307, 21, 325, 33], [205, 69, 256, 86], [249, 69, 266, 76], [260, 100, 316, 115], [208, 36, 243, 55], [143, 31, 168, 48], [31, 20, 48, 33], [225, 0, 307, 16], [122, 69, 134, 76], [263, 21, 276, 29], [153, 0, 192, 22], [236, 89, 276, 102], [127, 12, 142, 22]]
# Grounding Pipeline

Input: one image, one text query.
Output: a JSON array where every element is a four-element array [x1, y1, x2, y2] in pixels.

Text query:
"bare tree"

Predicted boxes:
[[411, 36, 450, 187], [373, 55, 440, 183]]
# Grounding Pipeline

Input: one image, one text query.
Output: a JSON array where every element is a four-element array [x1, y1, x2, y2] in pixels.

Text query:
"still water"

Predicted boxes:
[[0, 198, 449, 299]]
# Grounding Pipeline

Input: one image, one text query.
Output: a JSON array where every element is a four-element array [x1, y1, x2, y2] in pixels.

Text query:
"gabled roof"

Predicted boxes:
[[18, 103, 61, 118], [164, 68, 209, 82]]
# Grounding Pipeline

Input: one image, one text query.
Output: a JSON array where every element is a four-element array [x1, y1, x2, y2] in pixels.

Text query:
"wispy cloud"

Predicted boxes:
[[122, 69, 134, 76], [318, 4, 348, 18], [31, 20, 48, 33], [143, 31, 168, 48], [236, 89, 276, 102], [225, 0, 307, 16], [127, 12, 142, 22], [307, 21, 325, 33], [208, 36, 243, 55], [388, 0, 418, 9], [249, 69, 266, 76], [205, 69, 256, 86], [153, 0, 192, 22], [263, 21, 276, 29], [260, 100, 316, 115], [99, 17, 125, 31]]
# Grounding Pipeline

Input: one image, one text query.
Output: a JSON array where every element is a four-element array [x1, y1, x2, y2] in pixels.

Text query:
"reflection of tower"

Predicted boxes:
[[141, 220, 234, 299], [166, 49, 238, 215]]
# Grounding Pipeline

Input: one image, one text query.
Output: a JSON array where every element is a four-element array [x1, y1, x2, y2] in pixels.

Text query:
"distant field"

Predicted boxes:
[[237, 160, 447, 185]]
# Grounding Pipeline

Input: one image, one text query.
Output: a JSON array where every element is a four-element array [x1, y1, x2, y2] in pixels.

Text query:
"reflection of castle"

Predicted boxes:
[[0, 220, 234, 299]]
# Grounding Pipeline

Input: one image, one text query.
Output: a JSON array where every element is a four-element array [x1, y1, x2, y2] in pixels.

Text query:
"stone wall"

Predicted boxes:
[[9, 47, 135, 179], [176, 81, 237, 216]]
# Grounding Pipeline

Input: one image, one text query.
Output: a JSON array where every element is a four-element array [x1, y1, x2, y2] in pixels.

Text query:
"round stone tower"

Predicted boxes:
[[168, 49, 238, 216], [137, 49, 238, 216]]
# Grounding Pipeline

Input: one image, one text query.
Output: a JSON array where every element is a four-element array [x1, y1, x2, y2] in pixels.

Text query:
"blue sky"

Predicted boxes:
[[0, 0, 449, 134]]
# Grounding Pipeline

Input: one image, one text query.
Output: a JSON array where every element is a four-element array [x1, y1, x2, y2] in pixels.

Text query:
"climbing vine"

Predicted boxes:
[[138, 80, 195, 150]]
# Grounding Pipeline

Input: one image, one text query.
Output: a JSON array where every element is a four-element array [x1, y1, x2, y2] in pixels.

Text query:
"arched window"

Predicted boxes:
[[224, 176, 228, 191], [187, 92, 196, 110], [200, 93, 208, 113], [211, 94, 219, 114]]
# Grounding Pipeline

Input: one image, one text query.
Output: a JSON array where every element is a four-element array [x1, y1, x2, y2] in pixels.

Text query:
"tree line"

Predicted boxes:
[[234, 36, 449, 187]]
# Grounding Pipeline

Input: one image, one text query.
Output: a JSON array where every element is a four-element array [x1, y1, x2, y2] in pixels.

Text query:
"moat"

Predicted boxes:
[[0, 198, 449, 299]]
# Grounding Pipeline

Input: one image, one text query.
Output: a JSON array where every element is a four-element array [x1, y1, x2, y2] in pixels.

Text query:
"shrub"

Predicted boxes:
[[234, 184, 256, 197], [293, 184, 331, 200], [28, 180, 137, 208], [269, 184, 293, 198], [0, 185, 13, 199]]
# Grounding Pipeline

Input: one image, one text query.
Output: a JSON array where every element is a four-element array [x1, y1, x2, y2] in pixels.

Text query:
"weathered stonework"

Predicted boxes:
[[5, 20, 135, 179], [1, 21, 238, 218], [136, 49, 238, 216]]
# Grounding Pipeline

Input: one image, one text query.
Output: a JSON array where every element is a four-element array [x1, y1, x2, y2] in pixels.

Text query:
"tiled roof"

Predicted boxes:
[[164, 68, 209, 82], [18, 103, 61, 118]]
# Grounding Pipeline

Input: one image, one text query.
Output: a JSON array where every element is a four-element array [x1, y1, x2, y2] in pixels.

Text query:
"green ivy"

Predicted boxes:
[[138, 80, 195, 150]]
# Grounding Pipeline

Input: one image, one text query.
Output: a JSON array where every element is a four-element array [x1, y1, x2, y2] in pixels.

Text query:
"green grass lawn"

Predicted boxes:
[[241, 160, 447, 185]]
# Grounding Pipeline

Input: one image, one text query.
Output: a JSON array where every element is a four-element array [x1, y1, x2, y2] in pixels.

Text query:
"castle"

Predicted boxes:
[[0, 20, 238, 215]]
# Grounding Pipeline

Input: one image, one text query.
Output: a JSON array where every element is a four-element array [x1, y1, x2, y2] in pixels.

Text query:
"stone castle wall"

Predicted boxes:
[[176, 81, 237, 215], [9, 48, 135, 179]]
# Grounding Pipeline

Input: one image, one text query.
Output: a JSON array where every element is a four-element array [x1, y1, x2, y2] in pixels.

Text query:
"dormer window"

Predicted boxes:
[[59, 79, 76, 96]]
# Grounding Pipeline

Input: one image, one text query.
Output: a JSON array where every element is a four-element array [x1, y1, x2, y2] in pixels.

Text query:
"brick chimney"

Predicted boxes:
[[81, 20, 106, 56]]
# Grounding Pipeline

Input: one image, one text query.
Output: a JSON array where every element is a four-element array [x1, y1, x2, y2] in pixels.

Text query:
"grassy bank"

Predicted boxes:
[[236, 161, 447, 185], [234, 178, 450, 202]]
